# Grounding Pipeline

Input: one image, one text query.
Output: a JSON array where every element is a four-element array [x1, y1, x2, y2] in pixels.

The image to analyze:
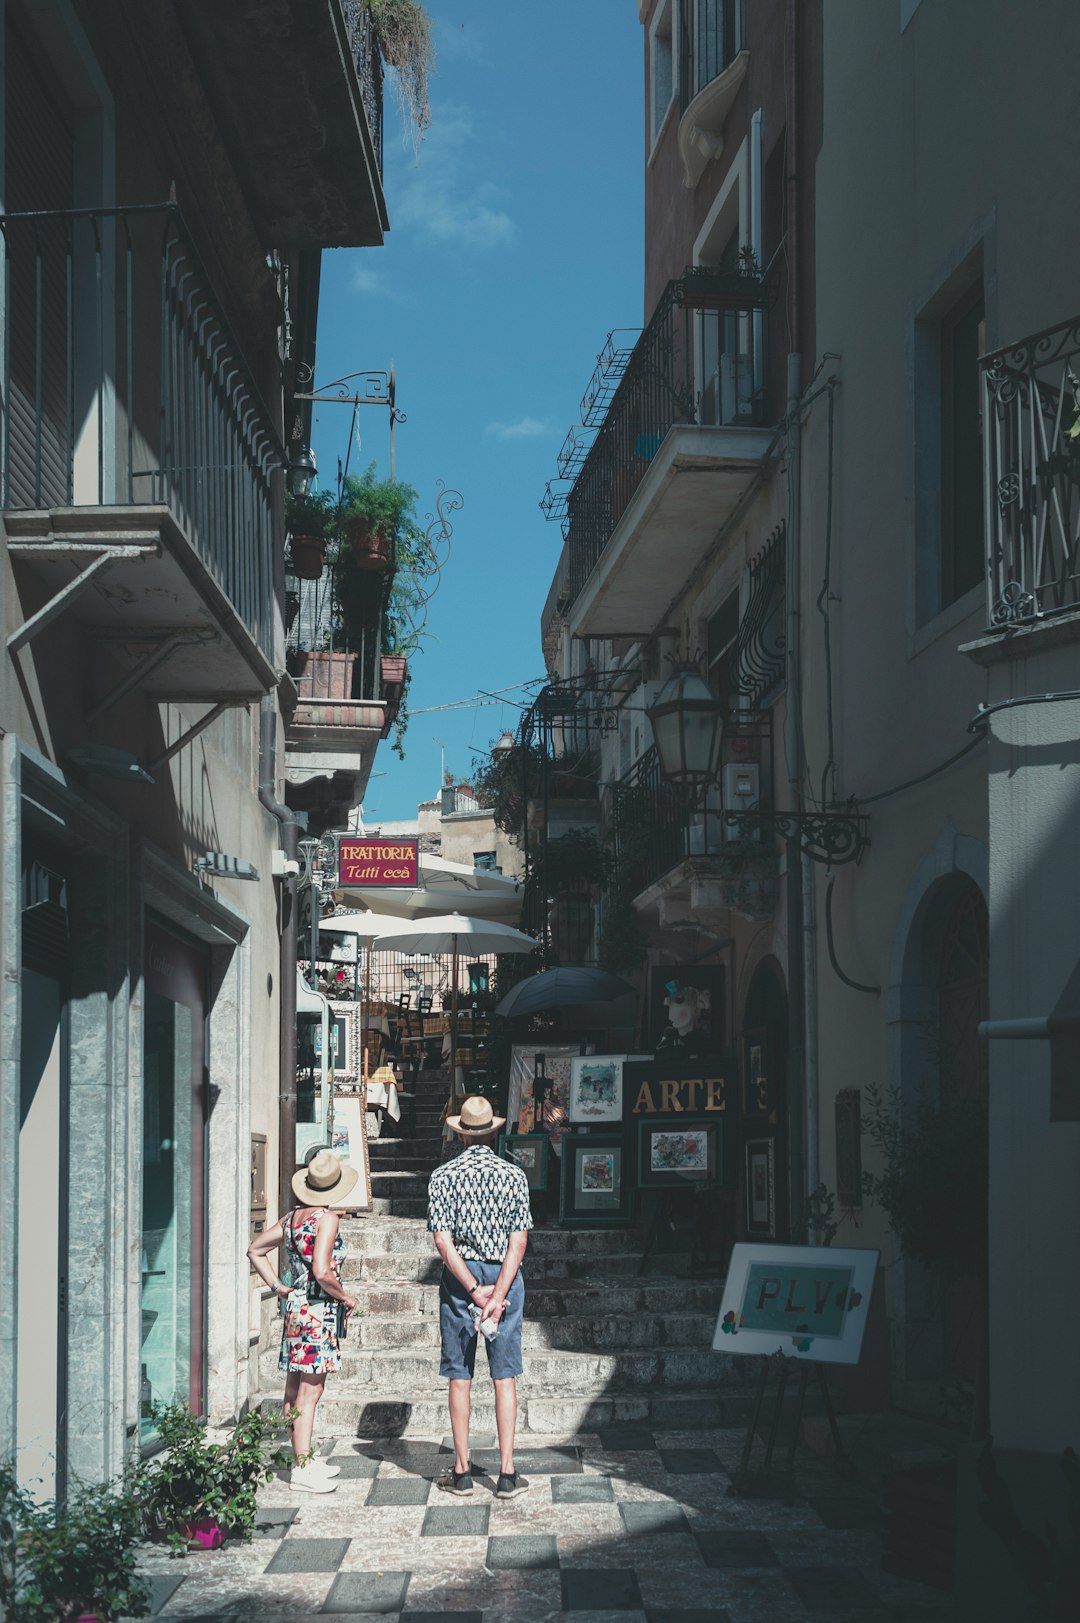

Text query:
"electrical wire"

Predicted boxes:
[[857, 729, 987, 807], [825, 877, 880, 997], [816, 381, 838, 806], [967, 689, 1080, 732]]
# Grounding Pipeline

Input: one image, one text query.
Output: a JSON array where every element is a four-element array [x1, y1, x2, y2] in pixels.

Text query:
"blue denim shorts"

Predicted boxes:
[[439, 1262, 524, 1381]]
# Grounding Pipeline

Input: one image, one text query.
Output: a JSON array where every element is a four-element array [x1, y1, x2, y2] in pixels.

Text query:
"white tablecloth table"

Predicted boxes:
[[365, 1078, 401, 1122]]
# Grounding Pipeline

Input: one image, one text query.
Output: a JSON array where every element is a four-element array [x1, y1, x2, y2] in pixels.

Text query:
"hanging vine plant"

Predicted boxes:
[[366, 0, 435, 155]]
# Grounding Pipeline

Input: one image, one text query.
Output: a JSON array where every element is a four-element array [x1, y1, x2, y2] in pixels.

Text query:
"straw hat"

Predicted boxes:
[[444, 1095, 506, 1137], [291, 1148, 359, 1206]]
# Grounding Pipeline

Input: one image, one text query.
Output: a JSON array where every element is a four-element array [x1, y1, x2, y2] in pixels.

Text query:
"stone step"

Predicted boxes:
[[260, 1386, 750, 1438], [370, 1170, 430, 1194], [365, 1155, 439, 1175], [355, 1251, 661, 1283], [369, 1196, 428, 1218], [351, 1279, 723, 1318], [340, 1219, 642, 1258], [343, 1310, 719, 1352], [328, 1346, 736, 1393]]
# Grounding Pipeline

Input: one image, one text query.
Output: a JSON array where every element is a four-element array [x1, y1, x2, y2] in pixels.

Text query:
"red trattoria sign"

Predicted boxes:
[[339, 837, 419, 887]]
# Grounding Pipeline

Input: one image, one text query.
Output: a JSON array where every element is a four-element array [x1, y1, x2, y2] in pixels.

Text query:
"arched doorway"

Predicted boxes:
[[740, 957, 790, 1241]]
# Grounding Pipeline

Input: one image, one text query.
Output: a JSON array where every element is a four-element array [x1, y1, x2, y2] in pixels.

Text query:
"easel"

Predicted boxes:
[[727, 1351, 854, 1501]]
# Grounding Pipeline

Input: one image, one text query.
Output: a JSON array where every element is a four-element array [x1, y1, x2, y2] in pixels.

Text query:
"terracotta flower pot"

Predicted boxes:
[[290, 534, 326, 581], [381, 654, 407, 696], [293, 650, 358, 701], [180, 1515, 224, 1550], [345, 516, 394, 572]]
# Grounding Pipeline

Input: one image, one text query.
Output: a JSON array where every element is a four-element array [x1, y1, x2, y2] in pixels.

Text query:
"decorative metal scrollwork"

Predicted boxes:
[[990, 580, 1037, 627], [723, 808, 870, 866], [726, 522, 786, 707]]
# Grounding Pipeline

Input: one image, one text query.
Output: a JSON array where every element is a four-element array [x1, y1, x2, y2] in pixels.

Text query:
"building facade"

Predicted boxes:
[[0, 0, 393, 1496]]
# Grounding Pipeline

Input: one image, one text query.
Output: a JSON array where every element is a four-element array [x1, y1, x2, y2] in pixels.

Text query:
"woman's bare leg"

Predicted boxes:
[[283, 1371, 302, 1459], [291, 1373, 326, 1461]]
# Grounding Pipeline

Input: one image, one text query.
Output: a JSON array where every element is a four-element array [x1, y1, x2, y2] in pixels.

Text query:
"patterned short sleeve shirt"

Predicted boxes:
[[427, 1144, 534, 1262]]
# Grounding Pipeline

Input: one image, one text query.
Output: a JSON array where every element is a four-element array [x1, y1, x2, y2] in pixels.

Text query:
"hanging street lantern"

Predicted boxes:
[[288, 445, 318, 497], [646, 664, 724, 790]]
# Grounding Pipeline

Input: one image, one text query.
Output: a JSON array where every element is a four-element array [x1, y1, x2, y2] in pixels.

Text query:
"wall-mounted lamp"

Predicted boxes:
[[645, 665, 724, 790], [196, 852, 259, 881], [67, 744, 154, 785]]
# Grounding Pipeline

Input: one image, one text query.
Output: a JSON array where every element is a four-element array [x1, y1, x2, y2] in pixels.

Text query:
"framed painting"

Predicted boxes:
[[569, 1054, 625, 1125], [498, 1131, 550, 1192], [324, 1001, 359, 1083], [637, 1114, 722, 1189], [508, 1043, 579, 1150], [558, 1132, 632, 1226], [741, 1027, 769, 1117], [712, 1243, 880, 1365], [326, 1091, 372, 1212], [744, 1137, 775, 1237]]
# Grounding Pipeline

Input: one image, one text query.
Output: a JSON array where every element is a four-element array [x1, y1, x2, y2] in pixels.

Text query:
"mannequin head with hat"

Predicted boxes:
[[444, 1093, 506, 1145]]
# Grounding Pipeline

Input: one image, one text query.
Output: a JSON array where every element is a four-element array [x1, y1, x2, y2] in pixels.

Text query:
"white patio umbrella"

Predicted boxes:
[[367, 912, 538, 1079], [335, 855, 524, 924]]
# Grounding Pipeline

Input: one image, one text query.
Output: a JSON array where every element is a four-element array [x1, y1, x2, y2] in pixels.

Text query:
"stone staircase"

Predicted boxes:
[[261, 1066, 751, 1436]]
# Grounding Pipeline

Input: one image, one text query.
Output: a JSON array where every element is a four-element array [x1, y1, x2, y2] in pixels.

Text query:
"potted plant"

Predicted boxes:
[[0, 1464, 150, 1622], [285, 489, 337, 580], [339, 466, 418, 572], [367, 0, 434, 155], [381, 653, 407, 695], [137, 1402, 292, 1553]]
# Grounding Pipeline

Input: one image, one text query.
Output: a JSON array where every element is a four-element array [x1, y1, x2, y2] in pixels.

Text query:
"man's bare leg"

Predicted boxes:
[[448, 1377, 472, 1474], [493, 1377, 517, 1476]]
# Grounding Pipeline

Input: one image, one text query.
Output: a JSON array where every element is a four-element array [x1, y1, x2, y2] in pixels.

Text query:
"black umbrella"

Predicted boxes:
[[495, 965, 636, 1019]]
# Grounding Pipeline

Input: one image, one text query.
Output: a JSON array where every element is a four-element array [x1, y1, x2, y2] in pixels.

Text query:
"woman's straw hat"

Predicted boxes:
[[444, 1095, 506, 1137], [291, 1148, 359, 1206]]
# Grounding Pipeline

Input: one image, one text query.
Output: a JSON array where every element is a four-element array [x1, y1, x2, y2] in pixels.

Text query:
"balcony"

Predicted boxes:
[[179, 0, 387, 248], [610, 745, 777, 925], [1, 203, 280, 699], [564, 267, 775, 639], [678, 0, 749, 188], [981, 314, 1080, 630], [283, 576, 392, 829]]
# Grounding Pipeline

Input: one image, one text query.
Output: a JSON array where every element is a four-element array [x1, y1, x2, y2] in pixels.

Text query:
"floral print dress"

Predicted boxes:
[[278, 1208, 347, 1374]]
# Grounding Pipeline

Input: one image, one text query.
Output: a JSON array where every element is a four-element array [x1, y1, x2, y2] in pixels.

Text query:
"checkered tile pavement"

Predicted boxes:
[[131, 1426, 960, 1621]]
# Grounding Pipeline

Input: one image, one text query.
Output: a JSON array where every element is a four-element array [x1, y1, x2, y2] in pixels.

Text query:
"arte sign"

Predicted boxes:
[[622, 1058, 728, 1118], [713, 1243, 879, 1365], [338, 838, 419, 887]]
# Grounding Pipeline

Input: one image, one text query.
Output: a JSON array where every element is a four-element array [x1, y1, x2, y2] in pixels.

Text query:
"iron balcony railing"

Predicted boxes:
[[981, 314, 1080, 628], [681, 0, 747, 106], [610, 745, 726, 898], [0, 202, 281, 654], [566, 265, 769, 606], [341, 0, 385, 179]]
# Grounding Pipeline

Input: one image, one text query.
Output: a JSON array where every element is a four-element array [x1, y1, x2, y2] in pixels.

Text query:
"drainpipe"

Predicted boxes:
[[258, 694, 300, 1217], [750, 107, 763, 398]]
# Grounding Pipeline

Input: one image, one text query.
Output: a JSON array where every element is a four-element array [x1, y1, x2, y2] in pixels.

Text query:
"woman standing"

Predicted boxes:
[[247, 1150, 359, 1493]]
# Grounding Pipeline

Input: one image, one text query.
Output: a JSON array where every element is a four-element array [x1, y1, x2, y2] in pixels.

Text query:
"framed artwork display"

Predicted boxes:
[[558, 1133, 631, 1226], [321, 1001, 359, 1083], [744, 1138, 776, 1237], [498, 1131, 550, 1192], [508, 1043, 579, 1151], [569, 1055, 625, 1124], [326, 1091, 372, 1212], [712, 1243, 880, 1365], [741, 1027, 769, 1116], [636, 1114, 722, 1189]]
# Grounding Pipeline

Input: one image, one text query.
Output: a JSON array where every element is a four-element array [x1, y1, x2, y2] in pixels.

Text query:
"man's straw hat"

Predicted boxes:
[[444, 1095, 506, 1137]]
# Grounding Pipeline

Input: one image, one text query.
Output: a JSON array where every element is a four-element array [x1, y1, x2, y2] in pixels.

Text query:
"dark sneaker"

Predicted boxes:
[[437, 1467, 474, 1496], [495, 1471, 530, 1499]]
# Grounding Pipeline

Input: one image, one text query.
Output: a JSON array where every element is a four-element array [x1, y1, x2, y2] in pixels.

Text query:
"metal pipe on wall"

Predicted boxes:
[[258, 694, 300, 1217]]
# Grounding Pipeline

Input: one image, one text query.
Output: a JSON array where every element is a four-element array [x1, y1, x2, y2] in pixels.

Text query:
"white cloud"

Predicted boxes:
[[351, 263, 383, 295], [485, 417, 555, 441], [390, 99, 516, 249]]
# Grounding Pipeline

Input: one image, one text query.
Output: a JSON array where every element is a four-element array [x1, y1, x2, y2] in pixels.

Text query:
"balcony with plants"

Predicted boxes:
[[176, 0, 432, 248], [283, 465, 437, 829], [1, 202, 280, 702], [547, 262, 776, 641]]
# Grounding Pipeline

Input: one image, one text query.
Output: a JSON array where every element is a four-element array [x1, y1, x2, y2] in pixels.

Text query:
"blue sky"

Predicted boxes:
[[312, 1, 643, 821]]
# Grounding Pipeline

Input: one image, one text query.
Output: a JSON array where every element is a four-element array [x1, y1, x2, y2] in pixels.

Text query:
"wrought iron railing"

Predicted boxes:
[[565, 266, 769, 605], [981, 315, 1080, 628], [0, 202, 281, 654], [340, 0, 385, 179], [681, 0, 747, 105], [725, 522, 786, 709], [610, 746, 726, 897]]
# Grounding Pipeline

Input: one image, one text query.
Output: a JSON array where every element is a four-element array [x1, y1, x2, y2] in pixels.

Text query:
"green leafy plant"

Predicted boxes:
[[0, 1463, 149, 1622], [474, 738, 545, 839], [285, 487, 336, 540], [367, 0, 434, 155], [137, 1403, 293, 1553], [802, 1182, 840, 1247], [339, 466, 418, 541], [861, 1079, 988, 1279]]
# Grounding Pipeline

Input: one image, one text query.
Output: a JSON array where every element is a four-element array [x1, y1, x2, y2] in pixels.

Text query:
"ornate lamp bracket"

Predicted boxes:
[[723, 807, 870, 866]]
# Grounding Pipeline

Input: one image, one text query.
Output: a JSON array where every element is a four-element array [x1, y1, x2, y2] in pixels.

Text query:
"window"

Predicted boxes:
[[706, 586, 740, 715], [474, 851, 501, 875], [649, 0, 677, 153], [691, 0, 746, 98], [941, 286, 986, 607]]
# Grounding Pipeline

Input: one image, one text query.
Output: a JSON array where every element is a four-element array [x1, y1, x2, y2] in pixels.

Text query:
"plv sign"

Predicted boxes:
[[339, 838, 419, 887], [712, 1243, 879, 1365]]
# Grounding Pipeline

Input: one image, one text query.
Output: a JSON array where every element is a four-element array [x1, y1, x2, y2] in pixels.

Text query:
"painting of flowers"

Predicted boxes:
[[581, 1151, 615, 1193], [650, 1130, 708, 1173]]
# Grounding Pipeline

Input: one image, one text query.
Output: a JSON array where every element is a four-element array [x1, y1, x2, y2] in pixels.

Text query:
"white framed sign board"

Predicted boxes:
[[713, 1243, 879, 1365]]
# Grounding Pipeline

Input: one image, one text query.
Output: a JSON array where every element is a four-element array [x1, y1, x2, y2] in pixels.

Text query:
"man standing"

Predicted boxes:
[[427, 1094, 532, 1499]]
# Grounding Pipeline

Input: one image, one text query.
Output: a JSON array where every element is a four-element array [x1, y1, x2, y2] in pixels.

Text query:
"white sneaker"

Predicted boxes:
[[290, 1461, 337, 1494], [310, 1456, 341, 1478]]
